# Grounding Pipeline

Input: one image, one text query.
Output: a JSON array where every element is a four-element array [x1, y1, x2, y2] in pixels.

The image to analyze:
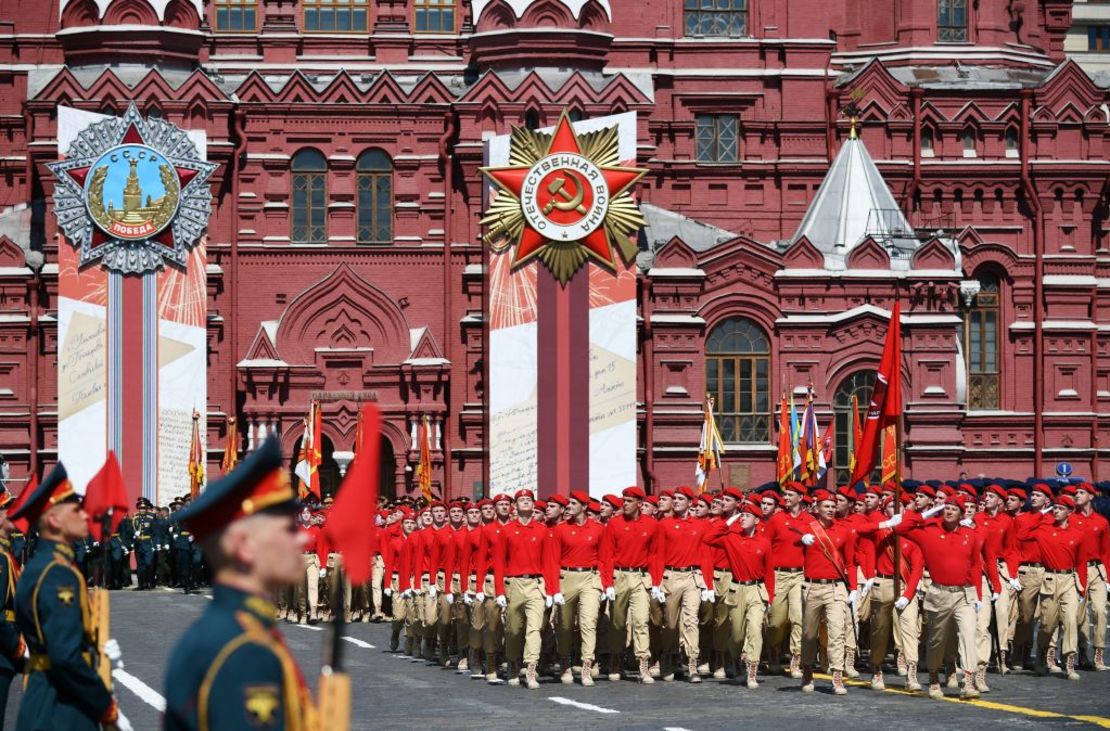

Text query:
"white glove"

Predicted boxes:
[[114, 710, 134, 731], [878, 513, 904, 530], [93, 541, 99, 547], [700, 589, 716, 603], [319, 568, 327, 578], [400, 589, 413, 599], [553, 592, 565, 605], [801, 534, 816, 546], [959, 518, 975, 528], [726, 513, 742, 527], [462, 593, 473, 606], [162, 545, 169, 551], [187, 535, 194, 542], [922, 503, 946, 519], [1041, 504, 1053, 514], [428, 585, 437, 600], [651, 586, 666, 603], [384, 588, 392, 597], [103, 638, 124, 670], [847, 590, 858, 610], [991, 591, 1000, 603], [122, 548, 129, 555], [975, 600, 983, 613], [495, 595, 507, 609], [1009, 578, 1022, 592], [861, 578, 875, 598], [476, 591, 486, 602], [445, 593, 454, 606], [604, 586, 616, 601], [544, 595, 553, 609], [894, 596, 910, 611]]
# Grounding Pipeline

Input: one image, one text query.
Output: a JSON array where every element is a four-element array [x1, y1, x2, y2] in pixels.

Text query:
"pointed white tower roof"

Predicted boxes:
[[791, 129, 918, 269]]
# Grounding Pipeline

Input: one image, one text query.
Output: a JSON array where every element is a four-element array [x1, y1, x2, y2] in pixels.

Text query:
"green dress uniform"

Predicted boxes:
[[0, 531, 25, 721], [163, 436, 313, 731], [12, 464, 119, 731]]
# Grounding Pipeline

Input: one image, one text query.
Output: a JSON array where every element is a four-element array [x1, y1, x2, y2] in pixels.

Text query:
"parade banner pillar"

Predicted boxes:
[[483, 112, 643, 498], [51, 104, 215, 503]]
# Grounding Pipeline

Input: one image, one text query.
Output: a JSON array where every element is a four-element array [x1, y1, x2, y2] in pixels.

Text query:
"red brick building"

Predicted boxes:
[[0, 0, 1107, 498]]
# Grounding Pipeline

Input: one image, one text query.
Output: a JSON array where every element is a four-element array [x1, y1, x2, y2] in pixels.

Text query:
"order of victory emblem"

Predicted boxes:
[[48, 103, 216, 274], [480, 111, 647, 284]]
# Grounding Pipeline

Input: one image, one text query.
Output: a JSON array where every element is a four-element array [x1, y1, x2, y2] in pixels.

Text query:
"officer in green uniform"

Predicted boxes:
[[0, 485, 26, 721], [170, 502, 197, 594], [131, 498, 156, 590], [12, 462, 131, 731], [152, 505, 171, 587], [164, 435, 314, 731]]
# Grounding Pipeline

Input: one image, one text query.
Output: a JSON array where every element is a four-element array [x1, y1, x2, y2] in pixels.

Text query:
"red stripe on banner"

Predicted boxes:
[[537, 268, 557, 498], [555, 272, 571, 498], [120, 274, 145, 507], [568, 271, 589, 494]]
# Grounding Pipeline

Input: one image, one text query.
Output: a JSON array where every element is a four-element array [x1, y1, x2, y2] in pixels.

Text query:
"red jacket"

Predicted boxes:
[[443, 524, 471, 584], [1015, 513, 1091, 592], [650, 515, 714, 588], [764, 509, 808, 570], [976, 510, 1017, 578], [1011, 510, 1045, 565], [600, 513, 658, 585], [703, 519, 775, 604], [302, 524, 330, 566], [897, 513, 999, 598], [1072, 510, 1110, 570], [801, 518, 857, 589], [381, 526, 409, 587], [475, 519, 513, 585], [549, 519, 610, 592]]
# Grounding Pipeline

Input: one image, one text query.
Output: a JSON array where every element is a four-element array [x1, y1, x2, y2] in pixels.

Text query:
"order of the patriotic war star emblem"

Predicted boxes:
[[48, 103, 216, 274], [480, 111, 647, 285]]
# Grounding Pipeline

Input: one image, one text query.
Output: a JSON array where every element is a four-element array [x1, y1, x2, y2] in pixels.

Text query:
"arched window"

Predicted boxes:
[[705, 317, 770, 443], [1004, 127, 1019, 158], [961, 126, 977, 157], [937, 0, 968, 42], [921, 127, 935, 157], [292, 149, 327, 243], [357, 149, 392, 244], [524, 109, 541, 131], [833, 370, 878, 485], [966, 273, 1000, 410]]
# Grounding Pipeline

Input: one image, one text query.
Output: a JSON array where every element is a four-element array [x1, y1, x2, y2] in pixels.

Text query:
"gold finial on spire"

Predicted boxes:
[[848, 116, 858, 140]]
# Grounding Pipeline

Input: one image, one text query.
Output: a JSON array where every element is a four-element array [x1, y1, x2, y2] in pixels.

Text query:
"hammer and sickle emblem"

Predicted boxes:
[[543, 174, 588, 216]]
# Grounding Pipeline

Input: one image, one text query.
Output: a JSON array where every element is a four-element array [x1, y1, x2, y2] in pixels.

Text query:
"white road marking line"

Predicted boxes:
[[548, 697, 620, 714], [664, 727, 694, 731], [113, 668, 166, 712], [295, 623, 325, 631], [342, 637, 375, 649]]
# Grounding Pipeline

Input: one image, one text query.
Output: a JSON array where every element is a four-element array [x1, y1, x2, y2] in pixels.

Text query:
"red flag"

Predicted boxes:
[[84, 451, 130, 542], [775, 394, 792, 487], [849, 301, 902, 488], [414, 414, 433, 502], [8, 475, 37, 534], [324, 403, 380, 585], [880, 424, 898, 485]]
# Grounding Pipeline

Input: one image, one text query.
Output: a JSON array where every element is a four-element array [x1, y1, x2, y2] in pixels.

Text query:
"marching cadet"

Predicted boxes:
[[458, 501, 485, 675], [650, 486, 714, 683], [703, 497, 774, 689], [1071, 482, 1109, 670], [549, 490, 608, 686], [600, 486, 657, 683], [131, 498, 156, 590], [152, 505, 172, 587], [444, 501, 471, 670], [0, 486, 25, 721], [1012, 483, 1051, 669], [473, 494, 514, 683], [12, 463, 131, 730], [797, 489, 859, 696], [164, 435, 314, 731], [492, 488, 555, 689], [763, 481, 808, 677], [1015, 493, 1090, 680], [383, 508, 415, 653]]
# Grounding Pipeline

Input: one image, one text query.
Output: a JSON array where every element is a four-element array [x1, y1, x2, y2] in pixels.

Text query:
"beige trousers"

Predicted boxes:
[[1013, 564, 1045, 653], [371, 554, 385, 616], [478, 575, 503, 655], [1037, 570, 1081, 659], [767, 569, 804, 657], [557, 570, 602, 663], [801, 581, 848, 671], [294, 553, 320, 618], [870, 577, 920, 669], [728, 582, 768, 663], [663, 569, 704, 660], [1079, 563, 1108, 652], [505, 576, 546, 665], [924, 584, 978, 672], [610, 569, 651, 659], [324, 553, 352, 615]]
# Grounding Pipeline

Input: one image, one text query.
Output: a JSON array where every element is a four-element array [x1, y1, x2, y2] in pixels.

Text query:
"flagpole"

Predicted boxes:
[[892, 297, 904, 602]]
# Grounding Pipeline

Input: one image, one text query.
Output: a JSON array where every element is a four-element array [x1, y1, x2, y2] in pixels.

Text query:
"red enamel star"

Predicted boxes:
[[481, 112, 646, 272]]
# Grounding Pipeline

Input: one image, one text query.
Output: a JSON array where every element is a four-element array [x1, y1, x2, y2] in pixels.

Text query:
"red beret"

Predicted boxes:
[[692, 495, 710, 507], [587, 499, 602, 513], [986, 485, 1008, 501], [721, 487, 745, 501], [602, 494, 622, 509], [476, 498, 493, 508], [494, 493, 513, 505], [534, 500, 547, 510], [1030, 483, 1053, 498], [899, 492, 914, 506], [782, 481, 807, 496], [569, 490, 591, 506], [622, 486, 646, 501], [1060, 485, 1077, 498], [760, 492, 784, 506], [659, 489, 674, 499], [952, 494, 972, 509], [811, 489, 835, 504], [514, 488, 535, 501], [868, 484, 886, 497], [675, 486, 697, 500], [916, 486, 936, 498], [738, 500, 761, 516], [548, 494, 568, 507], [837, 487, 856, 501], [958, 483, 977, 498], [1008, 488, 1027, 501], [428, 500, 446, 510], [1077, 483, 1097, 496], [938, 486, 957, 499], [644, 495, 659, 507], [398, 506, 414, 519], [1056, 494, 1076, 509], [802, 494, 814, 505]]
